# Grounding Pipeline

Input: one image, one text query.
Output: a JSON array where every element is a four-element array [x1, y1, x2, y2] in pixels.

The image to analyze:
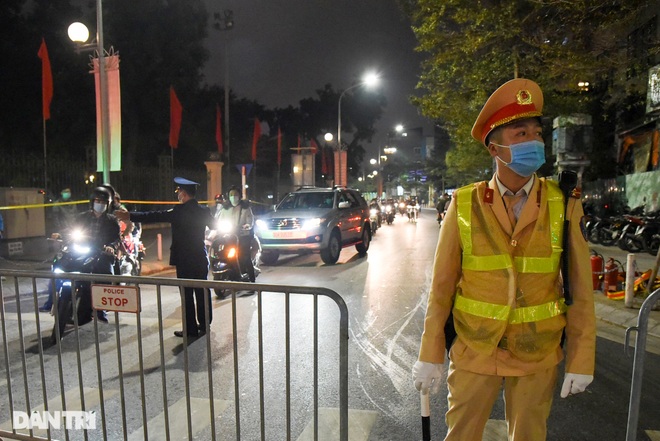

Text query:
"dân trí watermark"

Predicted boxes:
[[12, 410, 97, 430]]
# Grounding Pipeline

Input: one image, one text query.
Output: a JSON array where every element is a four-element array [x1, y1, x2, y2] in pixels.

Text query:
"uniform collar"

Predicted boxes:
[[495, 175, 535, 197]]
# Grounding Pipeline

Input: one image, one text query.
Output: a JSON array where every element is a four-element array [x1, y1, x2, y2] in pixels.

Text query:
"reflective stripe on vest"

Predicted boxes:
[[456, 181, 564, 273], [454, 293, 567, 324]]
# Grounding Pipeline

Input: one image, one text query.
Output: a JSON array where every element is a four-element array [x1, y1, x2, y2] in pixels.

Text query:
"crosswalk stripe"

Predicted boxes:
[[647, 430, 660, 440], [483, 419, 508, 440], [127, 396, 230, 441], [296, 408, 378, 441]]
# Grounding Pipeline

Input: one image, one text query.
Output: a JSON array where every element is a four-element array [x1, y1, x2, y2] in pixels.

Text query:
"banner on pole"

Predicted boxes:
[[92, 54, 122, 171]]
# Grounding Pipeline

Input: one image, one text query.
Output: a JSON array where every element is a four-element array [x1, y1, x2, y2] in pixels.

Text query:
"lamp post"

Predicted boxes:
[[213, 10, 234, 188], [68, 0, 111, 185], [336, 72, 379, 187]]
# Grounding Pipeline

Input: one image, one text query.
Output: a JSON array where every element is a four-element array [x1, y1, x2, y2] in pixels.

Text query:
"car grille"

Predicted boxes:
[[265, 218, 302, 230]]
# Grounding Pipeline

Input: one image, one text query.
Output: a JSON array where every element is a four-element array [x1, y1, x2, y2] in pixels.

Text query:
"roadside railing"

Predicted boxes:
[[624, 287, 660, 441], [0, 270, 348, 441]]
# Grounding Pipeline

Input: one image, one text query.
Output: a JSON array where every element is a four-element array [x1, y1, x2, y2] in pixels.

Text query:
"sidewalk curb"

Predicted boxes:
[[593, 291, 660, 339]]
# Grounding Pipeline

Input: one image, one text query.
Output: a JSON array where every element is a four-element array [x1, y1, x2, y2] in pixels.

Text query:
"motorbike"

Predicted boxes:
[[384, 204, 395, 225], [407, 201, 420, 223], [49, 229, 117, 343], [616, 210, 660, 255], [369, 207, 380, 235], [208, 220, 262, 298]]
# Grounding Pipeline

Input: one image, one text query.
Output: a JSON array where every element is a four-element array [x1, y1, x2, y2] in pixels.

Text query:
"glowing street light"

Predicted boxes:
[[336, 72, 380, 186]]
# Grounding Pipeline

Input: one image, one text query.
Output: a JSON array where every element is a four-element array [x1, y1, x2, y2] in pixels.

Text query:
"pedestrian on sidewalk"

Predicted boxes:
[[115, 177, 216, 338], [412, 78, 596, 440]]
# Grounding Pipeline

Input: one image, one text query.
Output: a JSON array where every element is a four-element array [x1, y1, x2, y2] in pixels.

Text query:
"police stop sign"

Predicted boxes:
[[91, 284, 140, 313]]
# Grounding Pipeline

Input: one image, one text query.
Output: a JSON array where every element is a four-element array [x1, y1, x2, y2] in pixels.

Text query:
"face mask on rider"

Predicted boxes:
[[93, 202, 107, 214], [491, 140, 546, 177], [229, 195, 240, 206]]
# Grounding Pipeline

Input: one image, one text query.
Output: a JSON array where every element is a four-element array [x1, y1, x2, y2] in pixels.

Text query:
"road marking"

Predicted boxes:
[[483, 419, 508, 440], [127, 396, 230, 441], [647, 430, 660, 440], [296, 407, 378, 441]]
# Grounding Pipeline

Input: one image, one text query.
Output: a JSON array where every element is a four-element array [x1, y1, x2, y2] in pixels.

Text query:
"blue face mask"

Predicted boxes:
[[492, 140, 546, 177]]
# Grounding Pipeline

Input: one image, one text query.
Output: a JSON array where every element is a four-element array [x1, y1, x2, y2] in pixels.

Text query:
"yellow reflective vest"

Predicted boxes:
[[419, 176, 596, 376]]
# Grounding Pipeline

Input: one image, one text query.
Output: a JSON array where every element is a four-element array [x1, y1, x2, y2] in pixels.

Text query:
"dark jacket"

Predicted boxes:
[[72, 211, 121, 250], [129, 199, 215, 269]]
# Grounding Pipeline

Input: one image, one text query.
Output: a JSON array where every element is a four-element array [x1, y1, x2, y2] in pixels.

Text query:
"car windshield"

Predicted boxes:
[[278, 192, 334, 210]]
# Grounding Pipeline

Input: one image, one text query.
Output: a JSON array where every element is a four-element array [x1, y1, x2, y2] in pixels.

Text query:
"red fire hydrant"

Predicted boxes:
[[590, 253, 604, 291], [603, 258, 619, 292]]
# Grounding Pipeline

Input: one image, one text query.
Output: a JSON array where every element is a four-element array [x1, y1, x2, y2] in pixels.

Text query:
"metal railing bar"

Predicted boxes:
[[179, 286, 194, 441], [203, 286, 217, 441], [231, 289, 241, 440], [115, 313, 128, 441], [93, 309, 108, 441], [0, 277, 16, 436], [135, 301, 149, 441], [14, 277, 34, 439], [31, 278, 52, 440], [51, 281, 67, 441], [314, 292, 318, 441], [286, 290, 291, 441], [156, 284, 171, 441], [71, 288, 85, 441], [258, 290, 265, 439], [625, 287, 660, 441]]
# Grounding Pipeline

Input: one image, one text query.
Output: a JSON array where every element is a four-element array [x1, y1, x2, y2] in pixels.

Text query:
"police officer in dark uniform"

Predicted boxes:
[[116, 177, 216, 338]]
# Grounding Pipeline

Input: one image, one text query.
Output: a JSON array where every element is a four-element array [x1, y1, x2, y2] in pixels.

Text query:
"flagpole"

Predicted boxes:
[[43, 118, 48, 197]]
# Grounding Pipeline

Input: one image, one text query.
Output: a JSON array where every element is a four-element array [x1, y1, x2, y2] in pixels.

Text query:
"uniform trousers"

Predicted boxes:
[[445, 361, 557, 441], [176, 265, 211, 335]]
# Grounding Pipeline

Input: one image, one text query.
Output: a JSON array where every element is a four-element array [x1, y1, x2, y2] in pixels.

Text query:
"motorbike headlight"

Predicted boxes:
[[217, 220, 233, 234], [370, 208, 378, 216], [72, 243, 91, 254], [302, 218, 323, 230], [53, 268, 65, 274], [70, 229, 85, 242], [255, 219, 268, 231]]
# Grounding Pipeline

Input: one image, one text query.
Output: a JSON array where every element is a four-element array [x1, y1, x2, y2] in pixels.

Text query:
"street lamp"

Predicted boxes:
[[213, 9, 234, 188], [68, 0, 111, 185], [336, 72, 379, 186]]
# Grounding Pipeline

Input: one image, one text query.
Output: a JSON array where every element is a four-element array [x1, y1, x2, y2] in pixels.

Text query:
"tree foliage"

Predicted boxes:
[[399, 0, 657, 185]]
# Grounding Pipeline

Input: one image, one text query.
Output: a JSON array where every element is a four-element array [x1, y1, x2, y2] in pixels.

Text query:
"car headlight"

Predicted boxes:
[[255, 219, 268, 230], [302, 218, 323, 230]]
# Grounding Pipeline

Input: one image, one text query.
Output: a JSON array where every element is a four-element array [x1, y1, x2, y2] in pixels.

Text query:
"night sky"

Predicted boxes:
[[201, 0, 431, 157]]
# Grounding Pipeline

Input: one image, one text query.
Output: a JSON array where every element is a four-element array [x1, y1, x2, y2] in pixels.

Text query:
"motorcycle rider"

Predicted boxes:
[[68, 186, 121, 323], [369, 198, 382, 228], [218, 186, 256, 283], [212, 194, 226, 219]]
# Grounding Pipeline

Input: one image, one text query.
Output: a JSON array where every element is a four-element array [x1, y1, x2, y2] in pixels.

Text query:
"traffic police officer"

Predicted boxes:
[[412, 79, 596, 440], [116, 177, 216, 338]]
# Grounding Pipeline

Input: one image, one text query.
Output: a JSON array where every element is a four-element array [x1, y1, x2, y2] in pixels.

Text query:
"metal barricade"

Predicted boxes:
[[624, 287, 660, 441], [0, 270, 349, 441]]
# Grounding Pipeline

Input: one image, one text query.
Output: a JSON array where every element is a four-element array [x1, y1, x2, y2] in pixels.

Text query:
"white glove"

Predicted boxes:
[[560, 373, 593, 398], [412, 360, 444, 394]]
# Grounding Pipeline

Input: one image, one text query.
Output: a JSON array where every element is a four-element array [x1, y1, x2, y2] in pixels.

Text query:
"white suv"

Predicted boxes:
[[255, 187, 372, 265]]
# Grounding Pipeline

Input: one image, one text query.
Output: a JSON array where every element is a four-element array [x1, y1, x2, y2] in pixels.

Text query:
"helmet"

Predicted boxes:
[[90, 186, 111, 210], [215, 194, 224, 202]]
